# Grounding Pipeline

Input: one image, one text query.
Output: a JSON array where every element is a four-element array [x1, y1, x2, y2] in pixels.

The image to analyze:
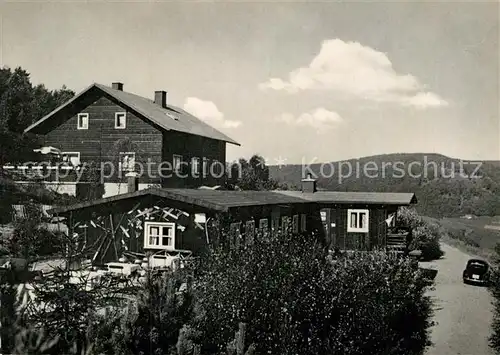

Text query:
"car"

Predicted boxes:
[[463, 258, 490, 286]]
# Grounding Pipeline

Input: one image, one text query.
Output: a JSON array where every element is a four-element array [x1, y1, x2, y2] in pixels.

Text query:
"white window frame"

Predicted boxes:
[[61, 152, 81, 166], [144, 221, 176, 250], [191, 157, 200, 176], [115, 112, 127, 129], [347, 209, 369, 233], [119, 152, 136, 172], [173, 155, 183, 173], [77, 113, 89, 130]]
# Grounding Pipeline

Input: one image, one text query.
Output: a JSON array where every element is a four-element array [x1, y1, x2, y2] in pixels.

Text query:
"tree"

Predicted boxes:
[[226, 154, 290, 191], [0, 66, 75, 165]]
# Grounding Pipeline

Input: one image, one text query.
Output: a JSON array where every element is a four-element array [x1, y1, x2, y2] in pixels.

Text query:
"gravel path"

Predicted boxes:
[[421, 243, 495, 355]]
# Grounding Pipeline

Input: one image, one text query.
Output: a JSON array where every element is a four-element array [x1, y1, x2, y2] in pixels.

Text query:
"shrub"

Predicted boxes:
[[1, 202, 66, 261], [87, 269, 195, 355], [399, 207, 444, 261], [190, 232, 434, 355]]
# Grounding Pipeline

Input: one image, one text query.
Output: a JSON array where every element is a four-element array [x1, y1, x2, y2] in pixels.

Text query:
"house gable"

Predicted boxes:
[[24, 83, 240, 146], [43, 95, 163, 172]]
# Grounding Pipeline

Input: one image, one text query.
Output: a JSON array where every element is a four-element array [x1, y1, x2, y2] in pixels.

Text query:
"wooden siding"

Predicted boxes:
[[68, 200, 325, 265], [324, 205, 398, 251], [44, 95, 162, 183], [41, 94, 226, 188], [161, 131, 226, 188]]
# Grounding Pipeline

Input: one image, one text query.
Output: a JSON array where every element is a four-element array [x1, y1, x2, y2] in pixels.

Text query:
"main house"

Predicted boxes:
[[18, 82, 240, 198]]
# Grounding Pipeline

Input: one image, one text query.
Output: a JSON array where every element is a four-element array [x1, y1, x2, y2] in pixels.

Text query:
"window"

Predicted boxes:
[[77, 113, 89, 130], [259, 218, 269, 232], [282, 216, 291, 232], [173, 155, 182, 173], [229, 222, 241, 249], [202, 158, 209, 177], [191, 157, 200, 176], [245, 220, 255, 245], [144, 222, 175, 250], [347, 209, 369, 233], [165, 112, 179, 121], [211, 160, 223, 178], [292, 215, 299, 233], [61, 152, 80, 166], [119, 152, 135, 172], [300, 214, 307, 232], [271, 217, 280, 233], [115, 112, 126, 129]]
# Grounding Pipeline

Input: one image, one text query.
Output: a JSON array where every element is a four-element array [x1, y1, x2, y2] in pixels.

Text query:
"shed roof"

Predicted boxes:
[[48, 188, 313, 215], [24, 83, 240, 146], [274, 190, 417, 205], [48, 188, 417, 216]]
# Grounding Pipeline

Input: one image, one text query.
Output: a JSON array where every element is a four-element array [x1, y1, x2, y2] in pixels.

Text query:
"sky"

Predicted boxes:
[[0, 0, 498, 164]]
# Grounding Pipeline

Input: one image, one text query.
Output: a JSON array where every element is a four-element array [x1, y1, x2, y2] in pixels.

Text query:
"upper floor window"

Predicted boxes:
[[119, 152, 135, 172], [77, 113, 89, 130], [191, 157, 200, 176], [292, 214, 299, 233], [115, 112, 127, 129], [144, 222, 175, 250], [202, 157, 209, 177], [347, 209, 369, 233], [172, 155, 182, 172], [61, 152, 81, 166], [211, 159, 223, 178]]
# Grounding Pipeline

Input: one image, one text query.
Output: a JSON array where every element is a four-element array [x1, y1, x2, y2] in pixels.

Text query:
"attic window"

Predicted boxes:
[[115, 112, 127, 129], [165, 112, 179, 121], [77, 113, 89, 130]]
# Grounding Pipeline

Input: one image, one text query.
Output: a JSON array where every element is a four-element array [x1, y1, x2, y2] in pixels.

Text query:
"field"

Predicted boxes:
[[425, 215, 500, 261]]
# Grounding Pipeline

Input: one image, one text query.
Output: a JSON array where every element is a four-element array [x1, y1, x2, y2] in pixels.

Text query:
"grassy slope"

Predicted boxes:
[[427, 215, 500, 261]]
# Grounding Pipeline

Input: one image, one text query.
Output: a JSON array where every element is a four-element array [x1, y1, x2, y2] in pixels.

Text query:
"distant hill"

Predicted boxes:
[[269, 153, 500, 218]]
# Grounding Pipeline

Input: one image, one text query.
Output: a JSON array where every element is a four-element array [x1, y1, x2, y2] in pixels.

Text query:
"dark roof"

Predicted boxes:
[[48, 188, 313, 215], [24, 83, 240, 146], [49, 188, 417, 215], [274, 190, 417, 205]]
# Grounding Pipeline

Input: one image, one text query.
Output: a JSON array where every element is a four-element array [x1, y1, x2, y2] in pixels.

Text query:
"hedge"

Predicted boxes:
[[189, 233, 434, 355], [9, 232, 435, 355]]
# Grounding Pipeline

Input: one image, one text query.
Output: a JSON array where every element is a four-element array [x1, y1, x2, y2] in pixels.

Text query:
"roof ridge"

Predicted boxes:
[[26, 82, 239, 145]]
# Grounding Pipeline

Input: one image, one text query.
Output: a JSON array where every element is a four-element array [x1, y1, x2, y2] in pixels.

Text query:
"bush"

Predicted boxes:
[[3, 217, 66, 261], [399, 207, 444, 261], [190, 232, 434, 355], [87, 269, 195, 355]]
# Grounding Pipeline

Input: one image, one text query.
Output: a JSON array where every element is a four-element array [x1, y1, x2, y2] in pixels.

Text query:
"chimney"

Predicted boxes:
[[126, 172, 139, 193], [112, 82, 124, 91], [154, 91, 167, 108], [301, 173, 317, 193]]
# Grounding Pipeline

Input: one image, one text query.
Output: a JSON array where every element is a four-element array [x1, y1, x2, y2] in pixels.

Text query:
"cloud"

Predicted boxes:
[[276, 108, 342, 133], [259, 39, 448, 109], [183, 97, 242, 128]]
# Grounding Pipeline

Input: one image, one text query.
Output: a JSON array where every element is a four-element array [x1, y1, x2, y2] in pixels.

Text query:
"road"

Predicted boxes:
[[422, 243, 495, 355]]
